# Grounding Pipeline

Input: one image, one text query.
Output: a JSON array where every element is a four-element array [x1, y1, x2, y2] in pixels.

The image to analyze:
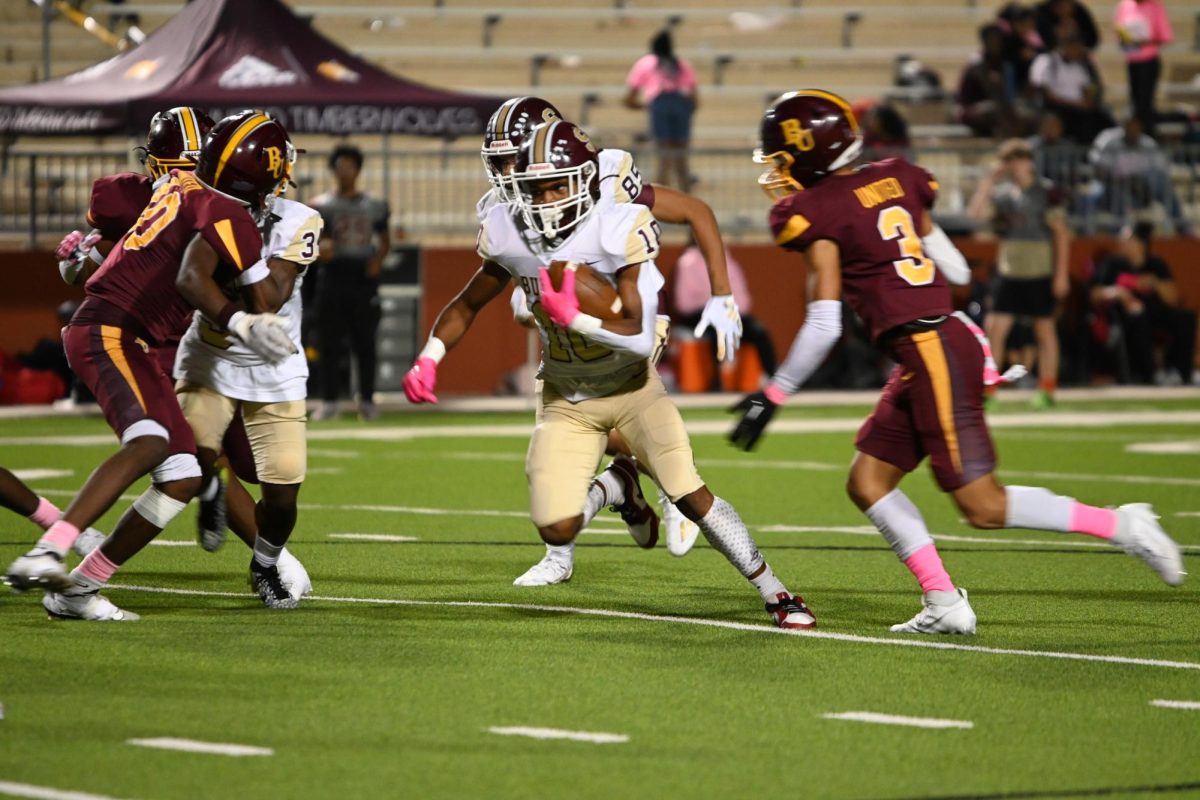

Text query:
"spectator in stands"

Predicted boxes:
[[311, 144, 391, 422], [997, 3, 1044, 91], [1091, 222, 1196, 384], [672, 238, 775, 389], [857, 100, 914, 161], [625, 29, 698, 189], [1035, 0, 1099, 51], [1114, 0, 1174, 136], [1029, 30, 1113, 143], [958, 23, 1033, 138], [1028, 110, 1098, 227], [1090, 115, 1190, 234], [969, 139, 1072, 408]]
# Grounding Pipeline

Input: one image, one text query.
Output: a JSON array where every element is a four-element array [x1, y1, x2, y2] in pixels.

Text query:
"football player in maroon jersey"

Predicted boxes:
[[729, 90, 1184, 634], [5, 111, 297, 619]]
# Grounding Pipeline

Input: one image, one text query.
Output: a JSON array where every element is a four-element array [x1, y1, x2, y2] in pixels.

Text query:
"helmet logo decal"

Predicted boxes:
[[780, 119, 815, 151], [264, 146, 286, 180], [542, 108, 561, 123], [572, 126, 598, 153]]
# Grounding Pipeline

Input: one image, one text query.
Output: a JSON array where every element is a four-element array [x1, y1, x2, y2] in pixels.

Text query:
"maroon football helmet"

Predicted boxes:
[[195, 110, 294, 211], [754, 89, 863, 198], [481, 96, 563, 201], [141, 107, 215, 180], [512, 120, 600, 240]]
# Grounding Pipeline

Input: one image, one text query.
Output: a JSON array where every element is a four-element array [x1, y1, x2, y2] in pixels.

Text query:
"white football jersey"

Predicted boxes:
[[174, 197, 322, 403], [474, 148, 644, 223], [478, 199, 664, 402]]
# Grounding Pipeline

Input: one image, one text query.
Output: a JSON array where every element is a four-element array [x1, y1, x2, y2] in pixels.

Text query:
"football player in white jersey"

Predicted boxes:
[[174, 187, 320, 609], [477, 96, 742, 571], [404, 121, 816, 629]]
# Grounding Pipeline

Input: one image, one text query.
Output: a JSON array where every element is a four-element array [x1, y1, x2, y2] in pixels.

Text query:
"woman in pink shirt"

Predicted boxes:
[[1114, 0, 1173, 134], [625, 29, 698, 189]]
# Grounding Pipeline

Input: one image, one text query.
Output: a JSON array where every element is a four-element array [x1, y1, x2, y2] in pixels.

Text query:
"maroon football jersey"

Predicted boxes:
[[770, 158, 952, 341], [86, 172, 153, 242], [77, 170, 262, 347]]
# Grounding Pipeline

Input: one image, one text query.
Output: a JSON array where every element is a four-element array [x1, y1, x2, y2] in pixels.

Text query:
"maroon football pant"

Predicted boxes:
[[63, 324, 196, 457], [856, 316, 996, 491]]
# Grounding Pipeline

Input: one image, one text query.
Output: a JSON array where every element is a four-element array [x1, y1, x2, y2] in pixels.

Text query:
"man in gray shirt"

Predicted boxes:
[[311, 145, 391, 420]]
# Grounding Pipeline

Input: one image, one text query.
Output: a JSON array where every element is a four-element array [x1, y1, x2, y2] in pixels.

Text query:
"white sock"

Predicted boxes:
[[697, 496, 765, 579], [749, 562, 788, 603], [545, 542, 574, 563], [1004, 486, 1072, 531], [581, 482, 608, 526], [595, 467, 624, 509], [864, 489, 934, 560], [253, 537, 284, 568], [199, 475, 220, 502]]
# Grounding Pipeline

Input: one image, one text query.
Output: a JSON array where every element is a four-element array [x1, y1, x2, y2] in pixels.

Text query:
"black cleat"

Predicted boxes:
[[249, 559, 299, 609], [198, 470, 227, 552]]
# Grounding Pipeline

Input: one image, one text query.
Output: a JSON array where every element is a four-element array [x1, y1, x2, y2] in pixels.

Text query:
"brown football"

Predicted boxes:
[[546, 260, 623, 321]]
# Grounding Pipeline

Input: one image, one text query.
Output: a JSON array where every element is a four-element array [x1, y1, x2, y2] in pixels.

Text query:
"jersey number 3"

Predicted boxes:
[[877, 206, 934, 286]]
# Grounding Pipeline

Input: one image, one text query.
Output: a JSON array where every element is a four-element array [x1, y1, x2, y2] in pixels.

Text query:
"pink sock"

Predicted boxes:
[[902, 543, 955, 593], [39, 520, 80, 553], [76, 548, 120, 585], [28, 497, 61, 530], [1069, 503, 1118, 539]]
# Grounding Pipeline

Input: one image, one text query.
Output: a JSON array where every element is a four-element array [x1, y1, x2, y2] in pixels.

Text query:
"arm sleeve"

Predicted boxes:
[[768, 300, 844, 395], [922, 225, 971, 285]]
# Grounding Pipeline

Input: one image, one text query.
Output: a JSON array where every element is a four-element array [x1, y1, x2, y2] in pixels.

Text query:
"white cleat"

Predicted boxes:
[[1112, 503, 1186, 586], [3, 547, 72, 593], [43, 586, 139, 621], [276, 547, 312, 600], [890, 588, 976, 635], [656, 484, 700, 557], [512, 554, 573, 587], [72, 527, 106, 557]]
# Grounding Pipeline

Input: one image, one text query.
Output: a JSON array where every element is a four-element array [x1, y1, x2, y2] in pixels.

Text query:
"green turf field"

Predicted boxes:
[[1, 400, 1198, 800]]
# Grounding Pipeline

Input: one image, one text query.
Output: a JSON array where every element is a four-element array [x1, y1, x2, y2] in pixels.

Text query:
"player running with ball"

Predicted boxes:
[[729, 90, 1185, 635], [405, 120, 815, 629]]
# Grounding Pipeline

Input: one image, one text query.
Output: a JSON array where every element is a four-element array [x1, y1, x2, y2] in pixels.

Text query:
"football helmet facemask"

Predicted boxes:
[[512, 120, 600, 241], [481, 96, 563, 202], [140, 107, 215, 180], [754, 89, 862, 200], [195, 110, 295, 214]]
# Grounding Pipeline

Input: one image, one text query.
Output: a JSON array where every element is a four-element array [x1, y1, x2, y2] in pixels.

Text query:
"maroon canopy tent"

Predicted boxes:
[[0, 0, 503, 137]]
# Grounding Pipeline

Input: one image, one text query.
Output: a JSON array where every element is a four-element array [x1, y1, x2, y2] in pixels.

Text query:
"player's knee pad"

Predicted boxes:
[[150, 453, 201, 484], [132, 486, 189, 529], [122, 419, 169, 445]]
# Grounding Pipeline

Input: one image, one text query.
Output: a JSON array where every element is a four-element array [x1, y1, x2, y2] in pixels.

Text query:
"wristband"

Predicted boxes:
[[217, 302, 242, 329], [763, 383, 788, 405], [87, 247, 104, 265], [419, 336, 447, 364], [567, 314, 602, 335]]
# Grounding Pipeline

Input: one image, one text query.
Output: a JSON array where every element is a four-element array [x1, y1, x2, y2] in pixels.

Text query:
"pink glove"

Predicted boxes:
[[403, 357, 439, 404], [55, 230, 86, 260], [537, 266, 581, 328]]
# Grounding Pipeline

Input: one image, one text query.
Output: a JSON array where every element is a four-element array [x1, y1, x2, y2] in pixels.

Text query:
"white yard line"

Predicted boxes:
[[306, 448, 361, 459], [486, 726, 628, 744], [147, 540, 196, 547], [125, 737, 273, 757], [1126, 441, 1200, 454], [0, 781, 135, 800], [1150, 699, 1200, 711], [10, 469, 73, 481], [328, 533, 419, 543], [108, 584, 1200, 672], [821, 711, 973, 729]]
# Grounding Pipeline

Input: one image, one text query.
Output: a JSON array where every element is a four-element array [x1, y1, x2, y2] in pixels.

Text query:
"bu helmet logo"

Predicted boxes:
[[780, 119, 815, 151], [572, 126, 597, 153], [264, 146, 285, 179], [542, 108, 561, 123]]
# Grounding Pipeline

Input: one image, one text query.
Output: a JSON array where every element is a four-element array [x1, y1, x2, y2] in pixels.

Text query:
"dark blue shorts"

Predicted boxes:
[[649, 92, 693, 142]]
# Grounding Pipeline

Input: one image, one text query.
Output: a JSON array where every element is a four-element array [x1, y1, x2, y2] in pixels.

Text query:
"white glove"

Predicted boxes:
[[227, 311, 297, 363], [56, 230, 103, 286], [693, 294, 743, 362], [510, 286, 533, 326]]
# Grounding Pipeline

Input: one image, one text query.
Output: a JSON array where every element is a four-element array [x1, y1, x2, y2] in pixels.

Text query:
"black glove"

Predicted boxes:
[[728, 391, 778, 451]]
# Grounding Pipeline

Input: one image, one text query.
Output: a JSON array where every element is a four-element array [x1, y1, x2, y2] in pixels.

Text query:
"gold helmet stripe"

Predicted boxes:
[[532, 120, 555, 163], [178, 107, 200, 153], [792, 89, 860, 134], [494, 97, 520, 139], [212, 113, 271, 187]]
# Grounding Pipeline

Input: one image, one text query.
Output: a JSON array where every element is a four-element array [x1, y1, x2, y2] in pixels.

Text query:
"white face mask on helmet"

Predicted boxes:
[[512, 160, 598, 240]]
